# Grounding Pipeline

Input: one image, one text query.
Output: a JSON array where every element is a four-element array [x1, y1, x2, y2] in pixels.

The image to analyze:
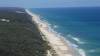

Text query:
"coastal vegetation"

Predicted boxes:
[[0, 7, 50, 56]]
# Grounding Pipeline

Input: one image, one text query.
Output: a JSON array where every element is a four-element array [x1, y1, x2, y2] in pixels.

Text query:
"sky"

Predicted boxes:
[[0, 0, 100, 8]]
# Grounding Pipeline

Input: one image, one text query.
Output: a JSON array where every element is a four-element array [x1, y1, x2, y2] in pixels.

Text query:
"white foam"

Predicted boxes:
[[40, 20, 86, 56], [26, 9, 86, 56], [71, 44, 78, 48], [53, 25, 58, 29], [73, 38, 85, 44], [78, 49, 86, 56], [67, 34, 86, 44], [40, 19, 86, 56], [73, 38, 80, 42], [67, 34, 79, 42]]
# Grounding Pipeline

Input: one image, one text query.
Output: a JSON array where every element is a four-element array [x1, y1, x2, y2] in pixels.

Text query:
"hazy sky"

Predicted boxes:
[[0, 0, 100, 8]]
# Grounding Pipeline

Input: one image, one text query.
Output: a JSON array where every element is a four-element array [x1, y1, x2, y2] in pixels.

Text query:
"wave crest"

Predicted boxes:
[[26, 9, 86, 56]]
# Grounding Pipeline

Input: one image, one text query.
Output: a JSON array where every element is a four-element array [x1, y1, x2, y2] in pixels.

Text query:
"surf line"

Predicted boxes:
[[25, 9, 86, 56]]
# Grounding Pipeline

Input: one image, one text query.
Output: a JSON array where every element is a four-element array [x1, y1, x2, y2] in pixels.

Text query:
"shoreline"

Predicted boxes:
[[25, 9, 85, 56]]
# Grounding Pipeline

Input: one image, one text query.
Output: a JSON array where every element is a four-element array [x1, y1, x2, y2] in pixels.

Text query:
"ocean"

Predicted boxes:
[[30, 7, 100, 56]]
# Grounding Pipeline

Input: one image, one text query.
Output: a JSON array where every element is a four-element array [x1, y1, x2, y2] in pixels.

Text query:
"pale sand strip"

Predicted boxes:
[[26, 9, 78, 56]]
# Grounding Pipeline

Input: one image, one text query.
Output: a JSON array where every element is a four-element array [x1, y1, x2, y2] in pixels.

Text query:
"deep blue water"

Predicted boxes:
[[30, 7, 100, 56]]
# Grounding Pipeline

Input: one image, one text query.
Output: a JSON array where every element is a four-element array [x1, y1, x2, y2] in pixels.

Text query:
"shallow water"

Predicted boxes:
[[30, 7, 100, 56]]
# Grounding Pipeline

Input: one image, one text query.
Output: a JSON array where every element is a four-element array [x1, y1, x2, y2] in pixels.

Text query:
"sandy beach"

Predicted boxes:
[[26, 9, 82, 56]]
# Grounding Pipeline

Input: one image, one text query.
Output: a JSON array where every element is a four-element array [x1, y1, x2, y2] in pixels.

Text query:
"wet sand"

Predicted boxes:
[[26, 9, 81, 56]]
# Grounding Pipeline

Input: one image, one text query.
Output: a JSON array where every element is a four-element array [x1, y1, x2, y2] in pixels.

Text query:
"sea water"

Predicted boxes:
[[30, 7, 100, 56]]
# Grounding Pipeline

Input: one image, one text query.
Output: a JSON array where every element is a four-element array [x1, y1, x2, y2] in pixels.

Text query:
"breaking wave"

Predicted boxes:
[[36, 15, 86, 56], [67, 34, 86, 44], [26, 9, 86, 56]]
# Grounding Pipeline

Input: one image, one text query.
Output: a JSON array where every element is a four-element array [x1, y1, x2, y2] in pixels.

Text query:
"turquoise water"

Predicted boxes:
[[30, 7, 100, 56]]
